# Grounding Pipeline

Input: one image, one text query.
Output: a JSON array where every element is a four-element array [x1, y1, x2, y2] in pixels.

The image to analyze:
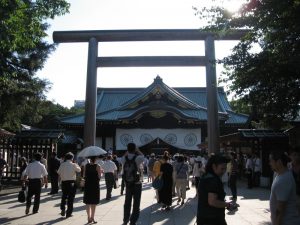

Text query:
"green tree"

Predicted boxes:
[[0, 0, 70, 131], [195, 0, 300, 127], [30, 100, 84, 129], [229, 98, 251, 115]]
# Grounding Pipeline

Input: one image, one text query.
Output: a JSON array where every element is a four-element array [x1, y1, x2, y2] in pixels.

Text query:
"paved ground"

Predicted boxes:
[[0, 178, 271, 225]]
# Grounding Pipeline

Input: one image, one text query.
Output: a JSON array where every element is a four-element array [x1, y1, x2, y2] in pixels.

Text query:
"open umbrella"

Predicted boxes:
[[77, 146, 107, 158]]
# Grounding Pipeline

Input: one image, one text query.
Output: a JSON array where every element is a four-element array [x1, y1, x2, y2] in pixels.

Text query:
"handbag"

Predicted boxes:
[[18, 190, 26, 203], [152, 177, 163, 190]]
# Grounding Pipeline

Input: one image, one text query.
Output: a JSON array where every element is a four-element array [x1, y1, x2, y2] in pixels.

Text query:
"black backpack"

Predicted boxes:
[[123, 155, 140, 184]]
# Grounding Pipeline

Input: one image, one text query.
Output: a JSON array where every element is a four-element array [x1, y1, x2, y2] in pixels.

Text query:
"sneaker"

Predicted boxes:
[[25, 207, 30, 215], [61, 209, 65, 217]]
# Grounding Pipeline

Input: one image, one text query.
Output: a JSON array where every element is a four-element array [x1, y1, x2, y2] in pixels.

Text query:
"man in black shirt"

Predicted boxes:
[[48, 152, 61, 194], [197, 155, 233, 225]]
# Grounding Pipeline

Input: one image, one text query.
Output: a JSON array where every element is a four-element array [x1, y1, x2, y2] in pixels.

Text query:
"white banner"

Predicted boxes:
[[116, 128, 201, 151]]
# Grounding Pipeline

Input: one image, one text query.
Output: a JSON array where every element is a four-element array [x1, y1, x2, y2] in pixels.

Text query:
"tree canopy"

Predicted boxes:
[[0, 0, 70, 131], [195, 0, 300, 127]]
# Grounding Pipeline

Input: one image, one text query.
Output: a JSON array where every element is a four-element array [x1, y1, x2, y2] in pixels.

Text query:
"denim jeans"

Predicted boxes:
[[123, 183, 142, 225]]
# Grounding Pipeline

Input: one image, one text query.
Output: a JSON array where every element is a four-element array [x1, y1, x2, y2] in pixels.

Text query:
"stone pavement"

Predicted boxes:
[[0, 178, 271, 225]]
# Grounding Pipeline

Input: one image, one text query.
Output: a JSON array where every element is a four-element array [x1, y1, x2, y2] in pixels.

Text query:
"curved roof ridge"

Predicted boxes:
[[119, 75, 203, 110], [118, 105, 206, 120], [160, 81, 204, 110]]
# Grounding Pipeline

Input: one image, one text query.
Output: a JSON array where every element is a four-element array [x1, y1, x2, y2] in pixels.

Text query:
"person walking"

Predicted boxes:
[[57, 152, 81, 218], [83, 156, 101, 224], [175, 155, 189, 205], [102, 155, 117, 200], [153, 155, 163, 203], [158, 153, 173, 210], [48, 151, 61, 195], [193, 156, 204, 196], [229, 152, 238, 201], [197, 155, 233, 225], [147, 153, 156, 182], [19, 157, 28, 178], [22, 152, 48, 215], [171, 154, 179, 197], [245, 154, 254, 189], [0, 152, 7, 191], [253, 153, 261, 187], [122, 142, 144, 225], [269, 151, 300, 225], [112, 155, 121, 188]]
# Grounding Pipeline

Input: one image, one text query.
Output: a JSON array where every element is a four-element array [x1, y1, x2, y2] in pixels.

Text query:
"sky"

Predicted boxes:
[[37, 0, 246, 108]]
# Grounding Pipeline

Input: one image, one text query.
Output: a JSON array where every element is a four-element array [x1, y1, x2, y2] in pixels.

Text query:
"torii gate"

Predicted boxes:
[[53, 29, 246, 154]]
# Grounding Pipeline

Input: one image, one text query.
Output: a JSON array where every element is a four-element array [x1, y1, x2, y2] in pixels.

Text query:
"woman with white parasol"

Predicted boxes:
[[78, 146, 106, 224]]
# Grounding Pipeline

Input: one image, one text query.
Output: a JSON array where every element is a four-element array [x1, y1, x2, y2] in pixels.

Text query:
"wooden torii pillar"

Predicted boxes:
[[53, 29, 246, 154]]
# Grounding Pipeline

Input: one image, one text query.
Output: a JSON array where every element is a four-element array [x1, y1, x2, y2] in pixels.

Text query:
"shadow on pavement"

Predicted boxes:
[[0, 214, 30, 224], [225, 181, 270, 201], [36, 217, 66, 225], [258, 222, 271, 225]]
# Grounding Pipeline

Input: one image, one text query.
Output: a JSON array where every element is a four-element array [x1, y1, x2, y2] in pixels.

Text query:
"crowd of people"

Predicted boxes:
[[0, 143, 299, 225]]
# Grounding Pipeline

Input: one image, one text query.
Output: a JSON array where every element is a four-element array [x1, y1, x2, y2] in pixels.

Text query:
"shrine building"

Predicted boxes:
[[60, 76, 249, 155]]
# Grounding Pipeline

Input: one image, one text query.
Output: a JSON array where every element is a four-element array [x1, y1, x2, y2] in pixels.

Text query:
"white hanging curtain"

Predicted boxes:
[[116, 128, 201, 151]]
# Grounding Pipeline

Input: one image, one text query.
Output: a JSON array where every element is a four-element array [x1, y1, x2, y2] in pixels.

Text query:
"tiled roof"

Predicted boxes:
[[0, 128, 15, 138], [220, 129, 288, 142], [61, 76, 248, 125], [15, 129, 64, 139]]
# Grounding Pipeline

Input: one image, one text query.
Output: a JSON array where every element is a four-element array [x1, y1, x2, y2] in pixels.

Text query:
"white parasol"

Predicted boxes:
[[77, 146, 107, 158]]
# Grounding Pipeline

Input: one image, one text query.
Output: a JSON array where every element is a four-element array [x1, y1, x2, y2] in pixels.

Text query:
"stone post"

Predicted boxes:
[[83, 38, 98, 147], [205, 36, 220, 154]]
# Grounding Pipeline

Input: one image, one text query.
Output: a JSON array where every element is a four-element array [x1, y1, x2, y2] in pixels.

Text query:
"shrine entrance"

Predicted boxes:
[[53, 29, 246, 154]]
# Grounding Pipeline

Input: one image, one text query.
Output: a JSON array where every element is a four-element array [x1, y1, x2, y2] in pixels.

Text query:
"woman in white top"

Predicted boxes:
[[193, 156, 205, 196]]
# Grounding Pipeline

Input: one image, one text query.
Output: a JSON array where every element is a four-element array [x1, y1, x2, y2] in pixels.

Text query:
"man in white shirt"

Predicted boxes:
[[245, 154, 254, 189], [253, 153, 261, 187], [58, 152, 81, 218], [102, 155, 117, 200], [22, 153, 48, 215]]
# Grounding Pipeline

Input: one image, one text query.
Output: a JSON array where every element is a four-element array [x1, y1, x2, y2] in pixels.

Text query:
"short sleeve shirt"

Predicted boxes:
[[175, 162, 189, 179], [270, 170, 300, 225], [24, 161, 48, 179], [197, 173, 226, 219]]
